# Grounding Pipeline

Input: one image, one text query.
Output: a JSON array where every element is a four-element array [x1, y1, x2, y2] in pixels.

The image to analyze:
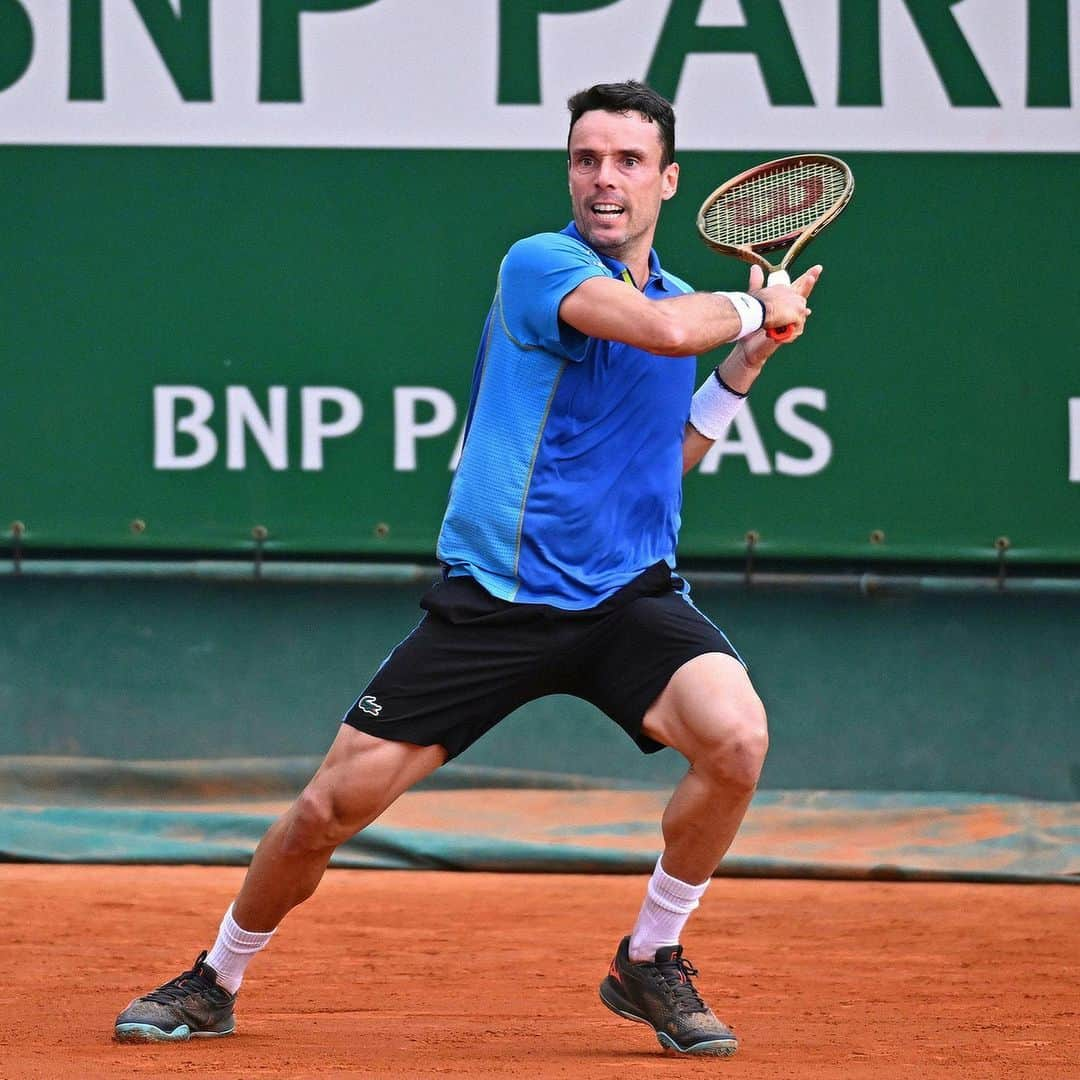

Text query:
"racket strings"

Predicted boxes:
[[702, 161, 848, 248]]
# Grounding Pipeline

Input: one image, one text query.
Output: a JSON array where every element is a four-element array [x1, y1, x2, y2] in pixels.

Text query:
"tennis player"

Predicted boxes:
[[115, 80, 820, 1057]]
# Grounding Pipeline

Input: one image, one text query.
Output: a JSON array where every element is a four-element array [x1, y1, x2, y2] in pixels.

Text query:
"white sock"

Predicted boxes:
[[628, 858, 710, 963], [204, 904, 276, 994]]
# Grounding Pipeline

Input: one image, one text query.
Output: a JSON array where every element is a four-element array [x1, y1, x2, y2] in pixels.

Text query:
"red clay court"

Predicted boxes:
[[2, 864, 1077, 1079]]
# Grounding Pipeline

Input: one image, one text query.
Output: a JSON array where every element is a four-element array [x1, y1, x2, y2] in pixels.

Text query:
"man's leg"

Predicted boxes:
[[628, 651, 766, 960], [115, 726, 445, 1041], [598, 651, 765, 1056], [641, 651, 767, 885], [233, 726, 447, 931]]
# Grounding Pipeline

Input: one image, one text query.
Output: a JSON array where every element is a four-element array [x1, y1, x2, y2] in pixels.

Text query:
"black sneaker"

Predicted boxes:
[[599, 936, 738, 1056], [114, 951, 236, 1042]]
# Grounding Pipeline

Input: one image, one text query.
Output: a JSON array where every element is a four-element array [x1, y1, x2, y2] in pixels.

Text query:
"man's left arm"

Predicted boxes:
[[683, 264, 823, 474]]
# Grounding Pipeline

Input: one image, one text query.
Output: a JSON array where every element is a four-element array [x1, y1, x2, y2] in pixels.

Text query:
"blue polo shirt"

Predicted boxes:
[[436, 222, 697, 609]]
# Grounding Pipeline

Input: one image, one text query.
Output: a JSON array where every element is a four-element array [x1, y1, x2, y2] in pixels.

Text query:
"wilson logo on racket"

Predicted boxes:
[[732, 176, 825, 227]]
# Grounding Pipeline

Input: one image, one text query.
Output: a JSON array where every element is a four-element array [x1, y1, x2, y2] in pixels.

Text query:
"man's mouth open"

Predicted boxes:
[[591, 203, 625, 219]]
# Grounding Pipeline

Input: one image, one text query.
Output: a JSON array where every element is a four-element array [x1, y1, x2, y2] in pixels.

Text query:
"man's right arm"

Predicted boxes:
[[558, 276, 809, 357]]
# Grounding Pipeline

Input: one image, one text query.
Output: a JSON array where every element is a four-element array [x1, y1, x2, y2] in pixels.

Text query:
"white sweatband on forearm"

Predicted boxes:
[[689, 370, 747, 440], [714, 291, 765, 340]]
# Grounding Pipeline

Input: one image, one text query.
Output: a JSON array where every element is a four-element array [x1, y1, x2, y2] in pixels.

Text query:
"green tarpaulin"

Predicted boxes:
[[2, 758, 1076, 884]]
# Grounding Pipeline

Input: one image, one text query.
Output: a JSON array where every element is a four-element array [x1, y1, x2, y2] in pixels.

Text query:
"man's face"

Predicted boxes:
[[567, 108, 679, 262]]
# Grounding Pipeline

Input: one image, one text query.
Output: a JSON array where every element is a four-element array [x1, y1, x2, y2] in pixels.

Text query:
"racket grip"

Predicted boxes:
[[764, 269, 794, 342], [766, 324, 796, 343]]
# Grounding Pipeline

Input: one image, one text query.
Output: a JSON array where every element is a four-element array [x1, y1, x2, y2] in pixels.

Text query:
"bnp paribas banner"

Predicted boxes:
[[2, 1, 1078, 563]]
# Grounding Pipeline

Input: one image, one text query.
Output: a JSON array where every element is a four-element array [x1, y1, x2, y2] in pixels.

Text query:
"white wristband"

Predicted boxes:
[[689, 370, 747, 440], [714, 291, 765, 340]]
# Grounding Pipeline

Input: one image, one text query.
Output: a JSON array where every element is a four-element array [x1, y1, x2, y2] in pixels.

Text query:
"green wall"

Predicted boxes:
[[4, 147, 1078, 563], [3, 575, 1077, 800]]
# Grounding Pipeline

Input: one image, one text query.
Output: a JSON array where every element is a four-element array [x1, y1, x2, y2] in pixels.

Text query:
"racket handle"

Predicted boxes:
[[764, 269, 795, 342], [766, 324, 797, 342]]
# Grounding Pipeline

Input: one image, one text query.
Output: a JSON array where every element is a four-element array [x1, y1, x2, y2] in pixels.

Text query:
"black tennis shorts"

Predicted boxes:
[[342, 561, 743, 759]]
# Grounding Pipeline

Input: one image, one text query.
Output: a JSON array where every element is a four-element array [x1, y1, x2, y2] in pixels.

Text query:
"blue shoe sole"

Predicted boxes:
[[656, 1030, 738, 1056], [114, 1022, 235, 1042]]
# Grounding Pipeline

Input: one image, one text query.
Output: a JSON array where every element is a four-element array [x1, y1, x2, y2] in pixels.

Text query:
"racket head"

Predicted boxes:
[[696, 154, 854, 272]]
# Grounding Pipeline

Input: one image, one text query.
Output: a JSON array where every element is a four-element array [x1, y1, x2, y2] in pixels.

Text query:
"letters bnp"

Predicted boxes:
[[0, 1, 1069, 108]]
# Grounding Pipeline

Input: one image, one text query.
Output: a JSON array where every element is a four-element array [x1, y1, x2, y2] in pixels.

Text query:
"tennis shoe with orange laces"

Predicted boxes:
[[599, 936, 738, 1056]]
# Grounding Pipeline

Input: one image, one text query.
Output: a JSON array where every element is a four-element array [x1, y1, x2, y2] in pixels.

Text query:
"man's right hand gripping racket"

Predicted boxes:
[[696, 154, 854, 342]]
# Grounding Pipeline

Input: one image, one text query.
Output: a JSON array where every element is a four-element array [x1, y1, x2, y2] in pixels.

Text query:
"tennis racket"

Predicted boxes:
[[696, 154, 854, 342]]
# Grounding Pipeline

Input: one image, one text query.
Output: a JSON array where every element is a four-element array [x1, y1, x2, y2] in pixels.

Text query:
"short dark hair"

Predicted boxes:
[[566, 81, 676, 170]]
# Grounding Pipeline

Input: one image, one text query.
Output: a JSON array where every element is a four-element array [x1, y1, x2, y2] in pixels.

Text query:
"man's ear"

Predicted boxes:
[[661, 161, 680, 201]]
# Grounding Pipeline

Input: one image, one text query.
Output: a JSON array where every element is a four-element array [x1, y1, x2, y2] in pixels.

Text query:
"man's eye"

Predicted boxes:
[[624, 157, 638, 167]]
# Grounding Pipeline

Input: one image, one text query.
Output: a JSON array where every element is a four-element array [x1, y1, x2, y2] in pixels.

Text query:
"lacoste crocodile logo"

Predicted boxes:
[[356, 695, 382, 716]]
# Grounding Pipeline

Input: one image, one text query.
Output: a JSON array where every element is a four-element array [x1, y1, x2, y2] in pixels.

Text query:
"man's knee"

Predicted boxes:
[[276, 728, 446, 856], [644, 654, 769, 793], [689, 695, 769, 794], [279, 782, 373, 855]]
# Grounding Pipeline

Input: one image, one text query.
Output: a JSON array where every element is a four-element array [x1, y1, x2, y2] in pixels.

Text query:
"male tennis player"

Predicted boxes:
[[116, 81, 820, 1056]]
